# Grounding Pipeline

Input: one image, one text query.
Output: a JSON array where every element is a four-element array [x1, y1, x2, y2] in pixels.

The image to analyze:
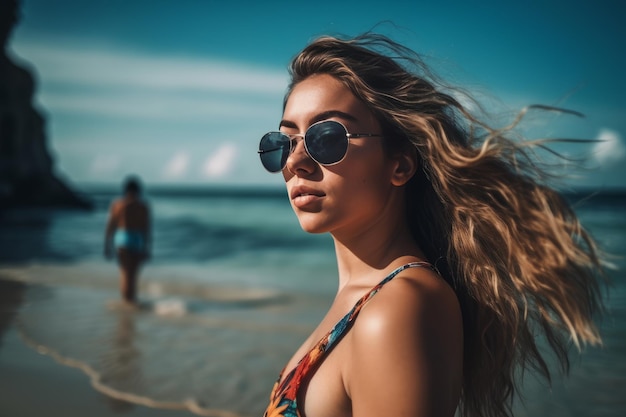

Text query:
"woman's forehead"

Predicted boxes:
[[283, 74, 376, 128]]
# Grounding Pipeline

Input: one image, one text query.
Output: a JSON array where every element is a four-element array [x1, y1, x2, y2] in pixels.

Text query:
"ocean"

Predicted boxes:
[[0, 187, 624, 417]]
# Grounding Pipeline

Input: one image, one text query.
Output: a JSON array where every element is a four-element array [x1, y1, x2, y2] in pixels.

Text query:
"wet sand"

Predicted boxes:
[[0, 278, 195, 417]]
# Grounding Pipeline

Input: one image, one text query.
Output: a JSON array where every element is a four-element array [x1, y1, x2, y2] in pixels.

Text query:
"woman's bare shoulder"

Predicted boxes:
[[346, 267, 463, 416], [359, 266, 460, 331]]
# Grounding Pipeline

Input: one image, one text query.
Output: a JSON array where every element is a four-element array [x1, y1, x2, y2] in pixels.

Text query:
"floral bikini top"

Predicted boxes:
[[262, 261, 435, 417]]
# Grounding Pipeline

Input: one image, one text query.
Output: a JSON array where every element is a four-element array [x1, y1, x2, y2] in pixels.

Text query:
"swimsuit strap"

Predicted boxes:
[[263, 261, 435, 417]]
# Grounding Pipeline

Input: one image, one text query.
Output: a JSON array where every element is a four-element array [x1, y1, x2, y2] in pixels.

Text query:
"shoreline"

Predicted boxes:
[[2, 254, 624, 417], [0, 277, 213, 417]]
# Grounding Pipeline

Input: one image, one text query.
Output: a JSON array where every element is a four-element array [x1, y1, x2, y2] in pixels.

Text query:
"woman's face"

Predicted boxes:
[[281, 73, 403, 237]]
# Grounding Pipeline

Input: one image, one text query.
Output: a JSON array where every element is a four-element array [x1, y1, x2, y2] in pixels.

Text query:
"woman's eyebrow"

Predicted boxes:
[[279, 110, 359, 130], [278, 119, 298, 129]]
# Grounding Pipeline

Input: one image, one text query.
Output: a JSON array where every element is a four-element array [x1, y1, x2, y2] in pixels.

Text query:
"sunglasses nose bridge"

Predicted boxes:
[[290, 135, 309, 159], [285, 134, 317, 172]]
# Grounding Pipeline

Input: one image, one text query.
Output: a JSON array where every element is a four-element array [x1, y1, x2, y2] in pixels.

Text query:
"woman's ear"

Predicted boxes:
[[390, 148, 418, 186]]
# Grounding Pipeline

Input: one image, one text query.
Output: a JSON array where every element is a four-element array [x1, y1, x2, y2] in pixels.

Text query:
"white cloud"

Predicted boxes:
[[39, 90, 278, 121], [12, 39, 287, 94], [202, 144, 237, 178], [163, 151, 190, 179], [11, 38, 285, 123], [90, 154, 121, 174], [593, 129, 626, 166]]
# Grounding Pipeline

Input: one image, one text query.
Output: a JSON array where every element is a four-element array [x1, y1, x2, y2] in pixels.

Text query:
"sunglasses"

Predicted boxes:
[[258, 120, 383, 173]]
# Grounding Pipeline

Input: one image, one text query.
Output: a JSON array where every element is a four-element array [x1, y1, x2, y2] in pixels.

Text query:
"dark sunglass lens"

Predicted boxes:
[[306, 121, 348, 165], [259, 132, 290, 172]]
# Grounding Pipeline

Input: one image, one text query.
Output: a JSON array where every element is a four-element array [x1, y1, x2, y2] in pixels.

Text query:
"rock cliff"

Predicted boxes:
[[0, 0, 91, 209]]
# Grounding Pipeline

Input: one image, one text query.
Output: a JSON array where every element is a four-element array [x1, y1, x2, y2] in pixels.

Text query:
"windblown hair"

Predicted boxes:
[[286, 33, 606, 417]]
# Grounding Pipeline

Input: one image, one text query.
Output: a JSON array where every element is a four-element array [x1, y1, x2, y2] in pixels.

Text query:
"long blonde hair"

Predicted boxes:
[[286, 33, 606, 417]]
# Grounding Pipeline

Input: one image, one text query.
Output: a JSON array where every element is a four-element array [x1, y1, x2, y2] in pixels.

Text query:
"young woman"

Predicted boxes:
[[258, 34, 605, 417]]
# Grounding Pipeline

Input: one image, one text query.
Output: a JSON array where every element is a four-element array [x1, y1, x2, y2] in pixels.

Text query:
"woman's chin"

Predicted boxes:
[[297, 219, 330, 235]]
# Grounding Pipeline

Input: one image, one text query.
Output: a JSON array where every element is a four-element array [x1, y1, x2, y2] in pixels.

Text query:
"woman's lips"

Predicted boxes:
[[291, 186, 325, 209], [293, 193, 323, 208]]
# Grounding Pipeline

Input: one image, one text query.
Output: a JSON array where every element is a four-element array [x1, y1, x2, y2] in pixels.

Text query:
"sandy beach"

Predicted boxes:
[[0, 278, 195, 417]]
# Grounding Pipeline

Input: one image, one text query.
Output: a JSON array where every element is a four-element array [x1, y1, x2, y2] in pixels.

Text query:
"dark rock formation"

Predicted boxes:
[[0, 0, 91, 209]]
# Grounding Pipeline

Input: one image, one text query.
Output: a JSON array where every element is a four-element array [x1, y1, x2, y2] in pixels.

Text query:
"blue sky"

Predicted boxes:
[[8, 0, 626, 189]]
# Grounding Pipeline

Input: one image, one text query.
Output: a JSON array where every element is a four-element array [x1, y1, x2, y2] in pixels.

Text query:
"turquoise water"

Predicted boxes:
[[0, 188, 624, 417]]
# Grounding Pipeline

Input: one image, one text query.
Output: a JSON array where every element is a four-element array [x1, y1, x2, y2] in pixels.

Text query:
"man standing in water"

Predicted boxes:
[[105, 176, 151, 305]]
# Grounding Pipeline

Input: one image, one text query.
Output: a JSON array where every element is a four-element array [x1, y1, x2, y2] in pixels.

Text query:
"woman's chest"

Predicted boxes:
[[298, 332, 353, 417]]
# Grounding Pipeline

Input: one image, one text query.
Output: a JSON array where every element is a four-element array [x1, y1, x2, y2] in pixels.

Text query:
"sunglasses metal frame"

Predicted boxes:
[[258, 120, 383, 173]]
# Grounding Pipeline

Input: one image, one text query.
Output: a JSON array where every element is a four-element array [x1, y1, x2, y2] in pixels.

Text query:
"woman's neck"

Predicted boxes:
[[331, 215, 424, 292]]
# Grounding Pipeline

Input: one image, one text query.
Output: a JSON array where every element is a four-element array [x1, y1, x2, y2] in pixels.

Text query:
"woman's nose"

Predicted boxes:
[[285, 138, 317, 175], [285, 137, 316, 176]]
